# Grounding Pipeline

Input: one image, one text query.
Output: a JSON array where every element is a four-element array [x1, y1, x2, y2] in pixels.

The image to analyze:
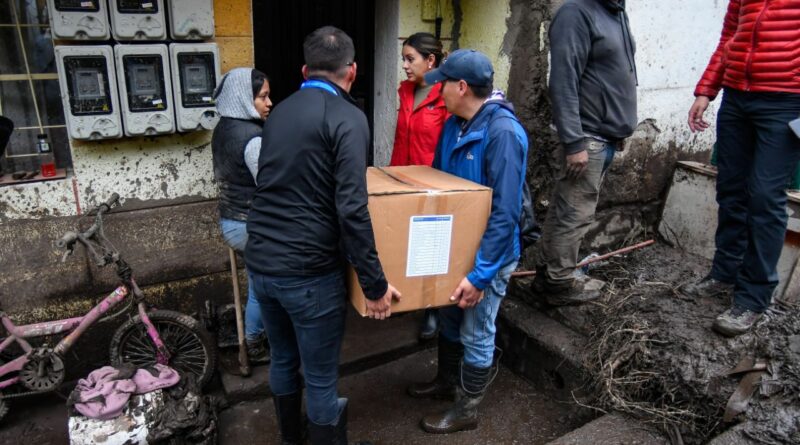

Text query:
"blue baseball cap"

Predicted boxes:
[[424, 49, 494, 87]]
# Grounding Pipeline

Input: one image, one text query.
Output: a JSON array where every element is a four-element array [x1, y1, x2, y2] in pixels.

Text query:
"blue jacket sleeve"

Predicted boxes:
[[466, 119, 527, 289], [432, 117, 458, 170]]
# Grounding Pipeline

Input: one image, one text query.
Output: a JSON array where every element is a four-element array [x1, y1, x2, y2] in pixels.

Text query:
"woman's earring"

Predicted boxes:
[[428, 64, 432, 69]]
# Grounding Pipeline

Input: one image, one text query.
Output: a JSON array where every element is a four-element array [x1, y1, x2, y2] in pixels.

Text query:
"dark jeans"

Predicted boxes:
[[249, 268, 347, 425], [712, 88, 800, 312]]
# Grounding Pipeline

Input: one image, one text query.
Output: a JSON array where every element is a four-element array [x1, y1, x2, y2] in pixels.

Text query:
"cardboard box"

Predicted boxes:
[[348, 166, 492, 316]]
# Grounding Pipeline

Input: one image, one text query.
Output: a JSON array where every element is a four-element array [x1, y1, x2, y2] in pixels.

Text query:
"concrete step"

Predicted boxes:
[[220, 307, 429, 403], [496, 292, 592, 401], [545, 413, 668, 445], [219, 348, 588, 445]]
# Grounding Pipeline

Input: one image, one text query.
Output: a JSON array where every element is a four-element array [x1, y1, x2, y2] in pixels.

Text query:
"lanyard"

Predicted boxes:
[[300, 80, 338, 96]]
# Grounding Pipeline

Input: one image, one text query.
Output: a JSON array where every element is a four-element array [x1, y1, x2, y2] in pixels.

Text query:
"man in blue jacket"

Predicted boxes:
[[406, 49, 528, 434]]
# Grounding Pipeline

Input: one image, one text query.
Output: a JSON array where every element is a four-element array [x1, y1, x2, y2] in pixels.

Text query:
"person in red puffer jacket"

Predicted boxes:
[[390, 32, 449, 167], [390, 32, 449, 341], [684, 0, 800, 337]]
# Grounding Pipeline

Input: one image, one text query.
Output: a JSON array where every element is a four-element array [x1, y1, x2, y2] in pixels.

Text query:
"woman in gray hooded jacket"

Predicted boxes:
[[212, 67, 272, 363]]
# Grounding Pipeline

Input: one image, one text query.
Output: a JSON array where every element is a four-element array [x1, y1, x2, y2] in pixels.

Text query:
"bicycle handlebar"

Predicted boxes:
[[57, 193, 120, 251], [56, 231, 79, 249]]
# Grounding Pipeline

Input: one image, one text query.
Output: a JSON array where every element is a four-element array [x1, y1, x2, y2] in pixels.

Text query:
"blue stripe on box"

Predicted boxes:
[[412, 216, 452, 222]]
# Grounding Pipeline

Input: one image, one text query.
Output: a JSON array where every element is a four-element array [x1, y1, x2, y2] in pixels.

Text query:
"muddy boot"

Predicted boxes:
[[681, 274, 734, 299], [246, 334, 271, 365], [420, 361, 494, 434], [407, 338, 463, 400], [533, 272, 603, 306], [712, 305, 763, 337], [273, 391, 305, 444], [307, 399, 373, 445]]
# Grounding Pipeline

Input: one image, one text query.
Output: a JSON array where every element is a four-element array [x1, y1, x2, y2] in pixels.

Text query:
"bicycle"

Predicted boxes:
[[0, 193, 217, 422]]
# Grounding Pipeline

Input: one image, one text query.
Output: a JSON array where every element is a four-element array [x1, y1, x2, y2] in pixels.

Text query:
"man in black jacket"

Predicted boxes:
[[245, 26, 400, 445], [533, 0, 638, 305]]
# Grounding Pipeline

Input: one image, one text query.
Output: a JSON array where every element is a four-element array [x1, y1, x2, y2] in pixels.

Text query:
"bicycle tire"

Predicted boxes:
[[109, 310, 217, 388], [0, 392, 8, 424]]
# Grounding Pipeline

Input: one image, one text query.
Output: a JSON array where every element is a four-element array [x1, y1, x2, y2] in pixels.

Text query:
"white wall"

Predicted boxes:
[[627, 1, 728, 152]]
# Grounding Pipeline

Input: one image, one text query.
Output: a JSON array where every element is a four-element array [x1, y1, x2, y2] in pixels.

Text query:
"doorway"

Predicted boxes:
[[252, 1, 376, 162]]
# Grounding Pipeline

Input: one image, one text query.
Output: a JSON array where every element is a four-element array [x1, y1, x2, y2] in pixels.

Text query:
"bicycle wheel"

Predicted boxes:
[[0, 392, 8, 424], [109, 310, 217, 387]]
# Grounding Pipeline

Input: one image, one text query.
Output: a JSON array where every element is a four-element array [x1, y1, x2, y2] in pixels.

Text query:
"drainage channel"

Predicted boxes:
[[220, 347, 590, 445], [0, 299, 663, 444]]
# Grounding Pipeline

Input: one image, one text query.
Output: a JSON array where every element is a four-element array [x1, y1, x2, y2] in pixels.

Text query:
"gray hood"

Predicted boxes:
[[214, 68, 262, 121]]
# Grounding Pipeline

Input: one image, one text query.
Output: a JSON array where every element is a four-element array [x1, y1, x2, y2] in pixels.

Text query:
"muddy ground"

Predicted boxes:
[[519, 243, 800, 444]]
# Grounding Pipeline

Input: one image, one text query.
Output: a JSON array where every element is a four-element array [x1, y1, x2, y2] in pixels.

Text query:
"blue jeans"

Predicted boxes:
[[439, 259, 518, 368], [220, 218, 265, 341], [249, 268, 347, 425], [712, 89, 800, 313]]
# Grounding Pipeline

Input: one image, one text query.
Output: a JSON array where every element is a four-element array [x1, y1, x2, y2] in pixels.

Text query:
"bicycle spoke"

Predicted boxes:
[[115, 315, 212, 386]]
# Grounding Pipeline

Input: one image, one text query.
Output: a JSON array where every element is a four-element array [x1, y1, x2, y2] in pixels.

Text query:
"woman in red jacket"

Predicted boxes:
[[390, 33, 448, 340], [684, 0, 800, 337], [390, 32, 448, 167]]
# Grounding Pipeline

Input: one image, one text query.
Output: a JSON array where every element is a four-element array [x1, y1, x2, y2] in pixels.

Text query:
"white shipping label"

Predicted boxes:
[[406, 215, 453, 277]]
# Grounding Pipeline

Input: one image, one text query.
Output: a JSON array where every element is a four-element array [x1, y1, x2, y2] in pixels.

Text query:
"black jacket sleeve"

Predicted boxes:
[[331, 110, 389, 300]]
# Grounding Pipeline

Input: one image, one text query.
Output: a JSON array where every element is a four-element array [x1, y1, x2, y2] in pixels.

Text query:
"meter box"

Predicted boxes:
[[47, 0, 110, 40], [115, 44, 175, 136], [55, 45, 123, 140], [170, 43, 220, 132], [168, 0, 215, 40], [109, 0, 166, 41]]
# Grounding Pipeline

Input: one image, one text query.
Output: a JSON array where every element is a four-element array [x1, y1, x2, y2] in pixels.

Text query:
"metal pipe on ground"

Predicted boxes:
[[511, 239, 656, 278]]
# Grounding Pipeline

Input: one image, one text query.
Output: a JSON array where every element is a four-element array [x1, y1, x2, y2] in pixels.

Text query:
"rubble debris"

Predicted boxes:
[[556, 243, 800, 444]]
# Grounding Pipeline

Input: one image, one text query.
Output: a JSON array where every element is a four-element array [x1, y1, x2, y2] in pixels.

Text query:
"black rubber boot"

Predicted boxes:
[[247, 334, 271, 365], [307, 400, 373, 445], [407, 337, 463, 400], [420, 361, 494, 434], [272, 391, 305, 445]]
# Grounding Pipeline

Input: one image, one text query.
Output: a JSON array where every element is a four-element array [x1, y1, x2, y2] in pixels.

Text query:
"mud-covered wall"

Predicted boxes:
[[502, 0, 728, 266], [0, 0, 254, 325]]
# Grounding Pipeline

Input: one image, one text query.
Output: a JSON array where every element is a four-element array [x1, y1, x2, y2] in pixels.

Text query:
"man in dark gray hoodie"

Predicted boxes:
[[533, 0, 638, 304]]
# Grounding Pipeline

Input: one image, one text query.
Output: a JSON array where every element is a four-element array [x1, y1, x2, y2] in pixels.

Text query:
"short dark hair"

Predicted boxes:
[[443, 79, 493, 99], [403, 32, 445, 67], [470, 83, 493, 99], [251, 69, 268, 99], [303, 26, 355, 78]]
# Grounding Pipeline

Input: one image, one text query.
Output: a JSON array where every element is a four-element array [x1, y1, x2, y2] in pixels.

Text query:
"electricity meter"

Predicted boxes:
[[168, 0, 215, 40], [55, 45, 122, 140], [114, 44, 175, 136], [109, 0, 166, 41], [170, 43, 220, 132], [47, 0, 110, 40]]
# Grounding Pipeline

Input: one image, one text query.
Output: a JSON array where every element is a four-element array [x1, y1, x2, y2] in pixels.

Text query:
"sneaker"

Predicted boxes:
[[681, 274, 734, 298], [712, 305, 763, 337], [246, 336, 271, 365]]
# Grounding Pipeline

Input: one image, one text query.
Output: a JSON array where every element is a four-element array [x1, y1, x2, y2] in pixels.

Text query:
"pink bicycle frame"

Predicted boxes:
[[0, 280, 169, 391]]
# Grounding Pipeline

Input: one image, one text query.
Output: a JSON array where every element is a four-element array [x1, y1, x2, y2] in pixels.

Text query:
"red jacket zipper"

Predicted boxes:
[[744, 0, 770, 91]]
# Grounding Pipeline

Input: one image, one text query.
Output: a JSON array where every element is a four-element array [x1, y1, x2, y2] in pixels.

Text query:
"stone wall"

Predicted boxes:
[[0, 0, 254, 329]]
